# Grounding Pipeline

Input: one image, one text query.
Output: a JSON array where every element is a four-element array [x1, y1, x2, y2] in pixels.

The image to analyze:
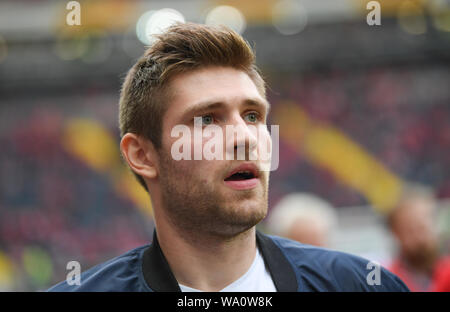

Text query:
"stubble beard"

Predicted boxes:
[[158, 150, 269, 240]]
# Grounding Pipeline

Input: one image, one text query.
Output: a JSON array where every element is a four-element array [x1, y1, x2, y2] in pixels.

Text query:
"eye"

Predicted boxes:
[[201, 115, 214, 125], [243, 112, 259, 123]]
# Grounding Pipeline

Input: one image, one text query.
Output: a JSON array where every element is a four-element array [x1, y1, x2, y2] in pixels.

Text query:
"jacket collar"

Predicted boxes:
[[142, 230, 298, 292]]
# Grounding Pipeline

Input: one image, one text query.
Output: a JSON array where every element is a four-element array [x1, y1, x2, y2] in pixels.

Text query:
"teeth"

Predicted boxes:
[[234, 171, 253, 176]]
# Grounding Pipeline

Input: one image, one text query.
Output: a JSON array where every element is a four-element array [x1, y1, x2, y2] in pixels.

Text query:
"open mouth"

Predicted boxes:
[[224, 163, 260, 190], [224, 170, 256, 181]]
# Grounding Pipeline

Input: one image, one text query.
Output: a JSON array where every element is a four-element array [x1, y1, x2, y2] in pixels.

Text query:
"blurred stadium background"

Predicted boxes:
[[0, 0, 449, 291]]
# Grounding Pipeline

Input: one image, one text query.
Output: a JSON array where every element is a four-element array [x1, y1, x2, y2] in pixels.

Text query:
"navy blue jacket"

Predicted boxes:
[[48, 231, 409, 292]]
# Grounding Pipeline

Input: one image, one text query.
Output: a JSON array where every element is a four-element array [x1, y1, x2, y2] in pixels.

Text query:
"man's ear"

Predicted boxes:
[[120, 133, 158, 180]]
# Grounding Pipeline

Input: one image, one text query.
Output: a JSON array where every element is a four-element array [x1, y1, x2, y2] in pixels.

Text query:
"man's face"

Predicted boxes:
[[393, 198, 438, 265], [156, 66, 271, 238]]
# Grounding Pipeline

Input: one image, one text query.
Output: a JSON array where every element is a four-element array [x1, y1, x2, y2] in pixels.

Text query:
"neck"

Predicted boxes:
[[154, 212, 257, 291]]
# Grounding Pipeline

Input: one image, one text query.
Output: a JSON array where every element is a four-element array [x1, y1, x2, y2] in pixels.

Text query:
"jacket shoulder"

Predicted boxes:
[[47, 245, 151, 292], [268, 235, 409, 292]]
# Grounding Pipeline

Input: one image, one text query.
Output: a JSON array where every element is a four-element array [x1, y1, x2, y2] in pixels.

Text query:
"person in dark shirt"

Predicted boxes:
[[49, 22, 408, 292]]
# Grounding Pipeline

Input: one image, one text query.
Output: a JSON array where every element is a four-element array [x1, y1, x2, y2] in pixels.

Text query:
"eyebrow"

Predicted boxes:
[[181, 97, 271, 121]]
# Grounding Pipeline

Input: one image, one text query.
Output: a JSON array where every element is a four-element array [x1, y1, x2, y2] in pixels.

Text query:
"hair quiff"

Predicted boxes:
[[118, 22, 266, 191]]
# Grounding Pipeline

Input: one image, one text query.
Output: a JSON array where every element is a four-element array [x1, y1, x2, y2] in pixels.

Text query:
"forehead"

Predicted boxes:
[[394, 198, 435, 226], [165, 66, 267, 119]]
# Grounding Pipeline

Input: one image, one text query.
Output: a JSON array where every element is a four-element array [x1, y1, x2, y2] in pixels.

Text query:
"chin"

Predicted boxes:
[[231, 200, 267, 224]]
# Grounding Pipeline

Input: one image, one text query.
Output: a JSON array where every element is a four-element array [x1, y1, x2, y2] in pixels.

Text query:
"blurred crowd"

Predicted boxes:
[[268, 64, 450, 208], [0, 105, 153, 291], [0, 63, 449, 291]]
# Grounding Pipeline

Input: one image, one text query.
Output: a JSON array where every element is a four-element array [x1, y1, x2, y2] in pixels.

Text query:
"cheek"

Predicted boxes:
[[259, 127, 273, 147], [256, 127, 274, 171], [171, 158, 220, 185], [261, 170, 270, 184], [198, 160, 222, 183]]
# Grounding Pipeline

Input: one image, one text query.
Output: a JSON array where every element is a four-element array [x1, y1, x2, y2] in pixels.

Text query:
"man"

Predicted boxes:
[[266, 193, 337, 248], [48, 22, 408, 292], [387, 183, 450, 291]]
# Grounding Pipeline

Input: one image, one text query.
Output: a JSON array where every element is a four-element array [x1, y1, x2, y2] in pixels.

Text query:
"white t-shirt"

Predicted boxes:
[[179, 247, 277, 292]]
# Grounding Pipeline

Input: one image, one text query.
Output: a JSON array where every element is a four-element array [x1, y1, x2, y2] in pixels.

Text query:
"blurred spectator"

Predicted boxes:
[[265, 193, 337, 247], [387, 183, 450, 291]]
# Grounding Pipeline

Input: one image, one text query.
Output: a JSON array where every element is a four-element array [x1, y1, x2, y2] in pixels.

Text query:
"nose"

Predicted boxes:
[[225, 113, 258, 161]]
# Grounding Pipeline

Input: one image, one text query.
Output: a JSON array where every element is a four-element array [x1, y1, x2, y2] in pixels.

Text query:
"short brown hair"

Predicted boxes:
[[119, 22, 266, 191], [386, 182, 435, 230]]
